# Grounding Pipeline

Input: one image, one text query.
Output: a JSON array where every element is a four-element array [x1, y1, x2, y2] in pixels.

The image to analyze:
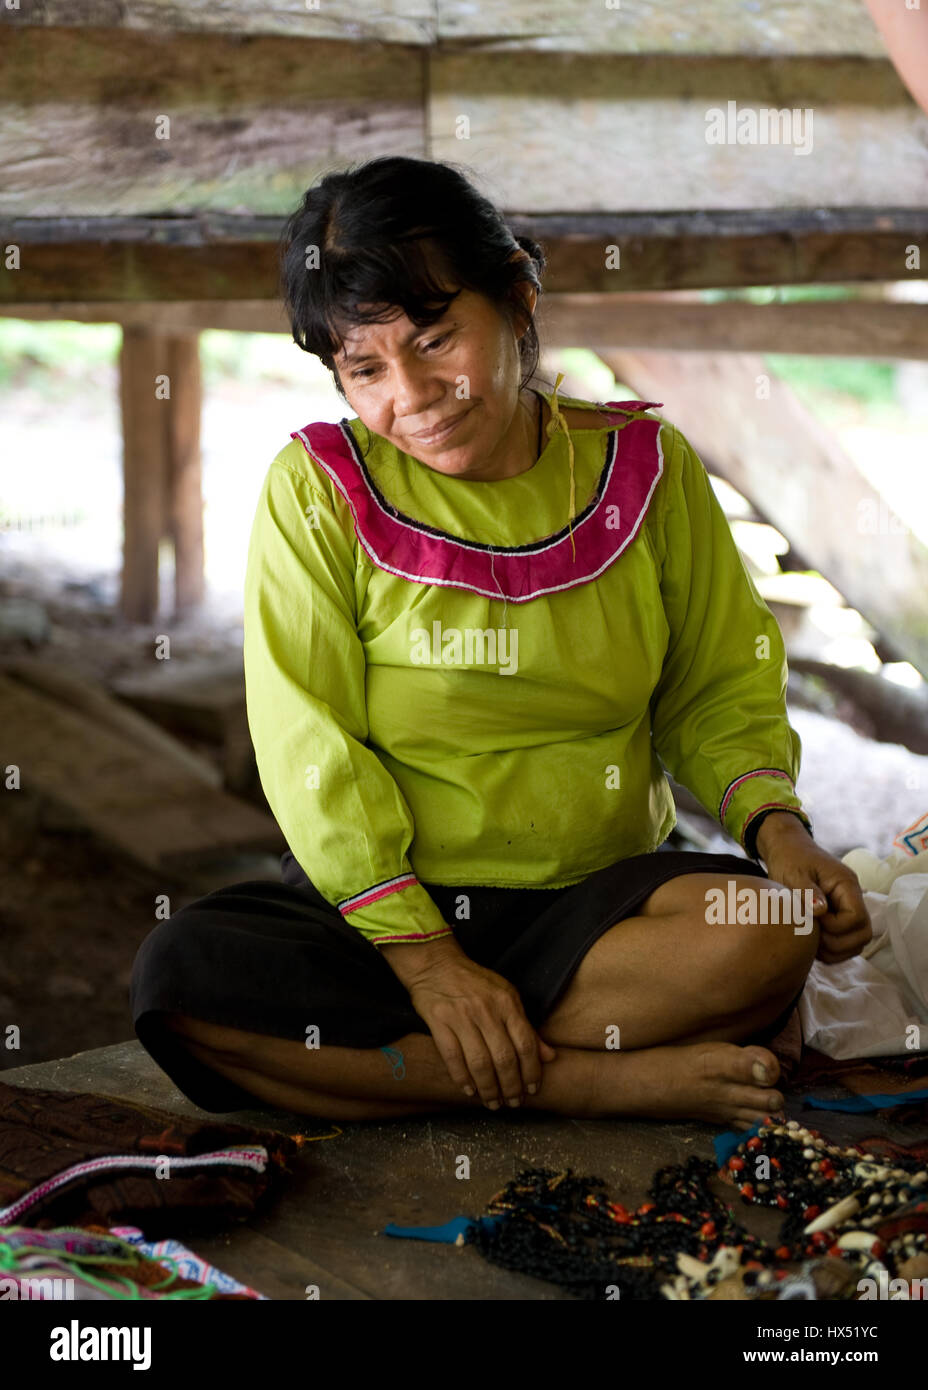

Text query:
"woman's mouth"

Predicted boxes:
[[412, 406, 472, 445]]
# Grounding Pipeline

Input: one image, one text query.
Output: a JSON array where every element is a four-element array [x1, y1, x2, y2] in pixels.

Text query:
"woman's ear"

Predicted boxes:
[[512, 280, 538, 339], [504, 245, 539, 341]]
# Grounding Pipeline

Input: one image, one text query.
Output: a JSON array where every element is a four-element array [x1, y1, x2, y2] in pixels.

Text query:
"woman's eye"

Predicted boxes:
[[351, 332, 453, 380]]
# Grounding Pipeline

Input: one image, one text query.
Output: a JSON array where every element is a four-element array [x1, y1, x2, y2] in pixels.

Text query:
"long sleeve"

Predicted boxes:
[[243, 453, 454, 947], [648, 425, 814, 856]]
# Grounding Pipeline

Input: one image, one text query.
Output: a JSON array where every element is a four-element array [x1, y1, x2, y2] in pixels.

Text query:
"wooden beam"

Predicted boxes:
[[109, 654, 256, 797], [0, 28, 425, 219], [430, 52, 926, 212], [596, 348, 928, 680], [0, 300, 292, 331], [5, 292, 927, 359], [1, 239, 283, 304], [789, 656, 928, 755], [0, 0, 886, 56], [3, 210, 926, 302], [1, 658, 225, 789], [538, 295, 928, 359], [0, 28, 920, 217], [0, 0, 434, 45], [439, 0, 884, 57]]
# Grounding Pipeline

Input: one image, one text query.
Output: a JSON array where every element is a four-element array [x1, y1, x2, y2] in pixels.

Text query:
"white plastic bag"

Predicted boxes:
[[798, 847, 928, 1060]]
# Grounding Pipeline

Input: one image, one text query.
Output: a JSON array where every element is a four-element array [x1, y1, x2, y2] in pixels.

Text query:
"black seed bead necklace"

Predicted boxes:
[[464, 1159, 774, 1300], [463, 1123, 928, 1300]]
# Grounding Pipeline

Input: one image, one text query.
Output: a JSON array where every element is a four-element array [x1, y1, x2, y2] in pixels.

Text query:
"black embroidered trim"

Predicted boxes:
[[339, 414, 621, 557]]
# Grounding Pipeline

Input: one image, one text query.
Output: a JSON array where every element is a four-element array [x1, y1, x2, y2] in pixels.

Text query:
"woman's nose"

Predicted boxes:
[[391, 368, 444, 417]]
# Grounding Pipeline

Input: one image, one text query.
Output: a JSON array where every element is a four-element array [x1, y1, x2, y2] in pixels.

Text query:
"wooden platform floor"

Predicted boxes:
[[2, 1042, 808, 1300]]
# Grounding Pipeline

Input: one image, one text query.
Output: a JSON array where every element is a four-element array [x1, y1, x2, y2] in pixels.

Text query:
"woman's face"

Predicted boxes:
[[331, 276, 538, 482]]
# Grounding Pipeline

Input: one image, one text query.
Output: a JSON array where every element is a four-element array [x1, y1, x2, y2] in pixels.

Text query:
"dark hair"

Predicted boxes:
[[278, 156, 547, 406]]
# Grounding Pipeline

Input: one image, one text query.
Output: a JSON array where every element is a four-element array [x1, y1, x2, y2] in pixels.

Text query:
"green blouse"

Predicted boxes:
[[242, 385, 811, 947]]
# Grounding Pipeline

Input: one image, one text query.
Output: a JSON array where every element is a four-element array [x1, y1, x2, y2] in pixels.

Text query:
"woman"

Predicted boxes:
[[130, 157, 871, 1128]]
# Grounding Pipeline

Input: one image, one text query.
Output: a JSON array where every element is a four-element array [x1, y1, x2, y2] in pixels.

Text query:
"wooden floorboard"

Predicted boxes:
[[189, 1227, 372, 1302], [0, 1042, 712, 1299], [0, 1040, 802, 1299]]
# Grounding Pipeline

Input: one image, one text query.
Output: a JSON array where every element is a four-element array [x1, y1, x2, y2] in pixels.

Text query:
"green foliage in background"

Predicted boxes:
[[0, 321, 311, 393], [702, 285, 855, 305], [0, 321, 120, 392], [702, 286, 898, 407], [764, 355, 896, 409]]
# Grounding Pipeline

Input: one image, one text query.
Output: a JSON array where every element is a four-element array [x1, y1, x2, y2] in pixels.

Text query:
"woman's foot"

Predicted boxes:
[[587, 1040, 784, 1127]]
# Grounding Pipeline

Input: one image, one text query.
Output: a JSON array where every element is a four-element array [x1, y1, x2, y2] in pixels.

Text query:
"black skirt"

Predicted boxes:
[[130, 847, 774, 1112]]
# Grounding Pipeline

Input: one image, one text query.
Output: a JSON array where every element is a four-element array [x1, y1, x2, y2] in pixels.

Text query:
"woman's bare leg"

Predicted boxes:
[[164, 1015, 786, 1130], [162, 872, 814, 1128], [540, 872, 818, 1050]]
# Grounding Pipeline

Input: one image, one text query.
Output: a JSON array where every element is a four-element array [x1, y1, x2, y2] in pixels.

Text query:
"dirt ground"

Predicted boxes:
[[1, 791, 184, 1069], [0, 578, 280, 1072]]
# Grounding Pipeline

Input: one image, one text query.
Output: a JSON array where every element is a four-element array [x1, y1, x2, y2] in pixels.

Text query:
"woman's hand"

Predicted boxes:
[[756, 814, 873, 965], [381, 936, 556, 1108]]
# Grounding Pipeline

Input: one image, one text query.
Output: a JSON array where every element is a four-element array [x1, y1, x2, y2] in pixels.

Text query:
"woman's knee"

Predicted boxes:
[[698, 875, 819, 1013]]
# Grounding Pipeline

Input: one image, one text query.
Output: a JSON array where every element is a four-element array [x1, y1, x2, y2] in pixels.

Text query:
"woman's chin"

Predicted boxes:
[[417, 453, 479, 476]]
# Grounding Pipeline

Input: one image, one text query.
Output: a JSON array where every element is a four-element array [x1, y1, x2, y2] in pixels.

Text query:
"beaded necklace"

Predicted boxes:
[[464, 1121, 928, 1301], [717, 1118, 928, 1297]]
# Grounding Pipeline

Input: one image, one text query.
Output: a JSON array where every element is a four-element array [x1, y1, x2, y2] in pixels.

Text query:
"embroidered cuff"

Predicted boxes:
[[718, 769, 813, 861], [338, 874, 454, 947]]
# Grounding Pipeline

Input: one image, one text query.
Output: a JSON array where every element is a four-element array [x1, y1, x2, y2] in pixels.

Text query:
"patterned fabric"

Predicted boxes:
[[293, 396, 664, 602], [894, 810, 928, 857], [0, 1223, 252, 1300], [0, 1080, 299, 1236], [109, 1225, 266, 1299]]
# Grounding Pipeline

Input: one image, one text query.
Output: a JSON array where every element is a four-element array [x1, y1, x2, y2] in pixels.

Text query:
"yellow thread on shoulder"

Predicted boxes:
[[545, 370, 577, 562]]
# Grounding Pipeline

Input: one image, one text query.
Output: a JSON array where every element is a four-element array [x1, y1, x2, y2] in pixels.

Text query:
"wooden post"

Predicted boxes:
[[118, 327, 204, 624], [119, 328, 170, 624], [166, 333, 204, 617]]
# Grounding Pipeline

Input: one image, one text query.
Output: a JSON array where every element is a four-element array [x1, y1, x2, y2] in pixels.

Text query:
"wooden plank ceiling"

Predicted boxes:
[[0, 0, 886, 54], [0, 0, 925, 298]]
